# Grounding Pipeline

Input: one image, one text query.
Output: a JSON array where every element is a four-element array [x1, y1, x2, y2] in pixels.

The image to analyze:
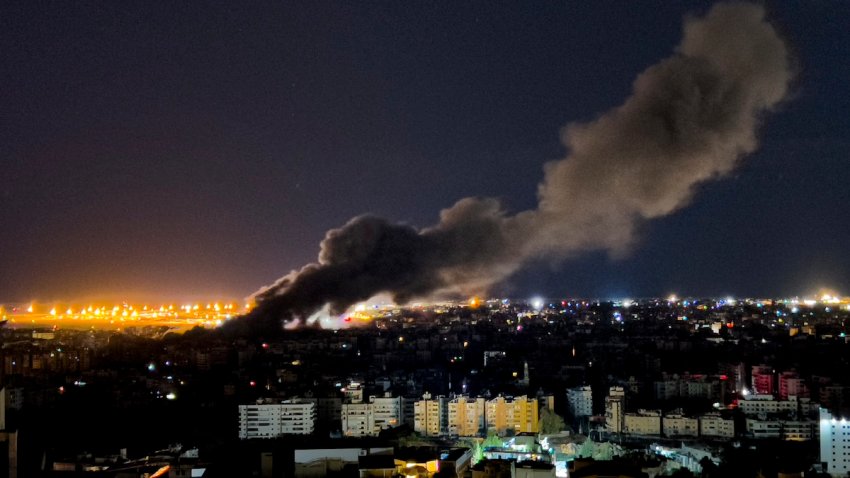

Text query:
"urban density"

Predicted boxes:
[[0, 294, 849, 476], [3, 1, 849, 478]]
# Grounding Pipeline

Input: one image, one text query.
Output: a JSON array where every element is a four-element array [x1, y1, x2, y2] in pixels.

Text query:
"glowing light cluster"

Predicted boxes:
[[0, 299, 245, 331]]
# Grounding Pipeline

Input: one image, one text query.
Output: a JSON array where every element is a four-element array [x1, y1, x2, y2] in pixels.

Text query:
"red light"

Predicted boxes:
[[249, 381, 256, 387], [261, 343, 269, 349], [726, 323, 734, 328], [344, 317, 352, 322], [720, 375, 728, 381]]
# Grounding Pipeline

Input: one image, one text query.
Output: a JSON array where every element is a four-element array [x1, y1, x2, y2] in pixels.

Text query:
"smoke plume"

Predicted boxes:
[[247, 3, 793, 326]]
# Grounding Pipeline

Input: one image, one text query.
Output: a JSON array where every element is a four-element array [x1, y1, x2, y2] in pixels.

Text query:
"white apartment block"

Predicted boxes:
[[746, 418, 815, 441], [624, 409, 661, 435], [448, 396, 486, 437], [738, 394, 794, 415], [783, 420, 817, 441], [341, 395, 404, 437], [370, 395, 402, 430], [567, 386, 593, 418], [238, 400, 316, 439], [663, 414, 699, 437], [699, 413, 735, 438], [820, 408, 850, 477], [738, 394, 813, 418], [341, 402, 375, 437]]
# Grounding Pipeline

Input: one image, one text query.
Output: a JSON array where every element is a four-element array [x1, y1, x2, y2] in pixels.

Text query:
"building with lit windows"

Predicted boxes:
[[341, 381, 364, 403], [485, 395, 539, 436], [341, 402, 374, 437], [371, 394, 402, 431], [820, 408, 850, 476], [414, 392, 448, 437], [779, 371, 810, 400], [738, 394, 813, 417], [566, 386, 593, 419], [747, 418, 815, 441], [238, 400, 316, 439], [752, 365, 774, 396], [624, 409, 661, 436], [699, 413, 735, 438], [663, 413, 698, 437], [340, 394, 403, 437], [605, 387, 625, 434], [448, 396, 486, 437]]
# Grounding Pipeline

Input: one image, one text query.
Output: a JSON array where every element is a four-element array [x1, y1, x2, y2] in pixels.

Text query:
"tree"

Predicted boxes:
[[698, 456, 717, 478], [397, 431, 432, 447], [592, 441, 613, 461], [539, 407, 566, 435], [456, 438, 484, 464], [483, 433, 504, 449], [578, 439, 595, 458]]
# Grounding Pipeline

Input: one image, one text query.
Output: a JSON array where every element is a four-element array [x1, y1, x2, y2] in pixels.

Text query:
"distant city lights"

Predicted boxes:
[[531, 297, 544, 310]]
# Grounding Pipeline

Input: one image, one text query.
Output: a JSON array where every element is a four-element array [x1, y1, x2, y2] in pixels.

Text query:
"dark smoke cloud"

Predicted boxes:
[[248, 3, 793, 326]]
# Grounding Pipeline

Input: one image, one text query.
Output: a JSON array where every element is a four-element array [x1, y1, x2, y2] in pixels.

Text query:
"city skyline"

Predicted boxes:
[[2, 2, 849, 303]]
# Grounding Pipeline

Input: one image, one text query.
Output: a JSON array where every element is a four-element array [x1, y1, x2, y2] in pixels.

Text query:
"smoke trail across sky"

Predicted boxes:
[[246, 3, 793, 328]]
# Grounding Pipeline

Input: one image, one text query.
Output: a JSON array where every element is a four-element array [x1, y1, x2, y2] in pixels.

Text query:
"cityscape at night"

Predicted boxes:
[[2, 1, 850, 478]]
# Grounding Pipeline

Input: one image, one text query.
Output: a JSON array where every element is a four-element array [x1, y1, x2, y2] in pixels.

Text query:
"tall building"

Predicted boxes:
[[624, 409, 661, 435], [302, 397, 342, 428], [720, 362, 747, 394], [370, 394, 402, 431], [663, 412, 698, 437], [340, 394, 404, 437], [752, 365, 774, 396], [820, 384, 850, 410], [605, 387, 625, 434], [779, 371, 810, 400], [401, 396, 417, 428], [748, 418, 815, 440], [485, 395, 538, 435], [699, 413, 735, 438], [820, 408, 850, 477], [342, 381, 365, 403], [0, 386, 18, 478], [341, 402, 374, 437], [414, 393, 448, 437], [238, 400, 316, 439], [518, 361, 530, 388], [448, 396, 486, 437], [738, 394, 811, 418], [566, 386, 593, 419], [653, 374, 721, 401]]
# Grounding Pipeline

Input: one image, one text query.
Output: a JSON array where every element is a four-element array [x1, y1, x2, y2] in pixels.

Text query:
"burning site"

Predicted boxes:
[[239, 3, 793, 333]]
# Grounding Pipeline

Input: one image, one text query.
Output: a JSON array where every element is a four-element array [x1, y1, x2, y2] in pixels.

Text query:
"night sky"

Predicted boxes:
[[2, 2, 849, 303]]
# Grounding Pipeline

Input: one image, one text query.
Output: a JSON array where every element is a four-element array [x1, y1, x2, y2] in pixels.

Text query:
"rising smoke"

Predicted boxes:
[[247, 3, 793, 327]]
